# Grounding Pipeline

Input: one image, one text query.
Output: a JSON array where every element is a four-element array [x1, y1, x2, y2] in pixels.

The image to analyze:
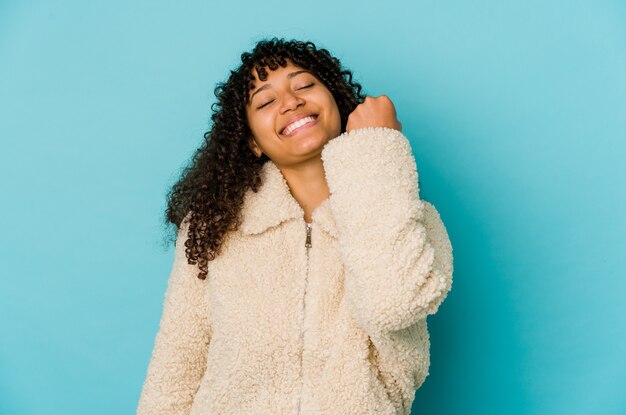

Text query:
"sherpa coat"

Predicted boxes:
[[137, 127, 454, 415]]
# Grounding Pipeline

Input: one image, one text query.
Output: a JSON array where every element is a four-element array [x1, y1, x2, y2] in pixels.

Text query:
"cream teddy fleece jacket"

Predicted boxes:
[[137, 127, 454, 415]]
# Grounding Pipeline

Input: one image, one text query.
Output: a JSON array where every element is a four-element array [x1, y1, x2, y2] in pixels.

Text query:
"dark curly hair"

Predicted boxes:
[[164, 37, 367, 280]]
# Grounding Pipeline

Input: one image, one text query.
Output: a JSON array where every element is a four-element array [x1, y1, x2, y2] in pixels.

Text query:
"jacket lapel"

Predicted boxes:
[[239, 160, 338, 239]]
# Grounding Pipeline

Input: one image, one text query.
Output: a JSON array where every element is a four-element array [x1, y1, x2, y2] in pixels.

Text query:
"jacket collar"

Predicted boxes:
[[239, 160, 337, 239]]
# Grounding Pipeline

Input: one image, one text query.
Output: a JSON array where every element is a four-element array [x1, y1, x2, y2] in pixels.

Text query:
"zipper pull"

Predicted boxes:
[[305, 223, 312, 248]]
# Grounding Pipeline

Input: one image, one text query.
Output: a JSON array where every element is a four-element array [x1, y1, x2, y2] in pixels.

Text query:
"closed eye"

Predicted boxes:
[[256, 83, 315, 109]]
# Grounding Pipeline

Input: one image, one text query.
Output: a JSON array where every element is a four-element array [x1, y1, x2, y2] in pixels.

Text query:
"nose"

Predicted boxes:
[[279, 90, 305, 113]]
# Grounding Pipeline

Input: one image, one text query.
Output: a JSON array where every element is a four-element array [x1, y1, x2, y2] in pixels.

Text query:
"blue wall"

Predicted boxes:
[[1, 1, 624, 414]]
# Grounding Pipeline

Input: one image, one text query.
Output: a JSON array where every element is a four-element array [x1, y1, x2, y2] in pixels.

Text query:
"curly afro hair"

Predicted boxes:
[[164, 37, 367, 280]]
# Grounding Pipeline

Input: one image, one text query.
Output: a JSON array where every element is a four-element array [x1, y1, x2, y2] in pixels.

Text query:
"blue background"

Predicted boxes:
[[1, 1, 624, 414]]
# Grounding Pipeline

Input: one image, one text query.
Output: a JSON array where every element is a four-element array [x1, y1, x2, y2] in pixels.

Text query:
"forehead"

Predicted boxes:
[[248, 63, 317, 96]]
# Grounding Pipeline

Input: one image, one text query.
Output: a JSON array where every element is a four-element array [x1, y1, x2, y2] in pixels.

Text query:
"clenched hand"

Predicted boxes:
[[345, 95, 402, 133]]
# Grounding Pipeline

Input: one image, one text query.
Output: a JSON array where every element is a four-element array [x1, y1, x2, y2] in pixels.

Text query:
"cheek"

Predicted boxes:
[[325, 94, 340, 117], [325, 97, 341, 126], [249, 113, 274, 135]]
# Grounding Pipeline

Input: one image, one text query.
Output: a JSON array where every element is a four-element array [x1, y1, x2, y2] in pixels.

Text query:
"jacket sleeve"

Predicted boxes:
[[137, 216, 212, 415], [364, 205, 454, 409], [320, 126, 454, 336]]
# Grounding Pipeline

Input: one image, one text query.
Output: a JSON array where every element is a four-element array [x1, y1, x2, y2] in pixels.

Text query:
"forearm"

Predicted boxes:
[[321, 127, 453, 335]]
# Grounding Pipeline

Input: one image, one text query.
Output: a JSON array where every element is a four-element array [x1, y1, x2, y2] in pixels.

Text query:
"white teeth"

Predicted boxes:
[[283, 116, 316, 135]]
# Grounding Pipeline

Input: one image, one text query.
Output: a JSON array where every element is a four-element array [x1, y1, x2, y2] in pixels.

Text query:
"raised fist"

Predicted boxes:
[[345, 95, 402, 133]]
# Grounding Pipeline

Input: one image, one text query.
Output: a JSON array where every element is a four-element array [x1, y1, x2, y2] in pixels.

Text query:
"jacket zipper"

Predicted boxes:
[[296, 221, 312, 414]]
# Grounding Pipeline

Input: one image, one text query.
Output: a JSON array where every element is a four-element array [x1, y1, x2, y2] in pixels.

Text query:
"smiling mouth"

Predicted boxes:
[[280, 115, 319, 137]]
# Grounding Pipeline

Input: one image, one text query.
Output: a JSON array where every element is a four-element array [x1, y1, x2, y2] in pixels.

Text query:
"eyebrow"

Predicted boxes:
[[249, 70, 312, 103]]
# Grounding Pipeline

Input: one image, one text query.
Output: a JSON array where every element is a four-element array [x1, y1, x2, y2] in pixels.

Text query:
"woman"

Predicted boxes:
[[137, 37, 453, 415]]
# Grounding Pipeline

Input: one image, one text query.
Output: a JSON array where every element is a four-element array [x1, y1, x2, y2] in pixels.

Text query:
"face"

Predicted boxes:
[[245, 60, 342, 166]]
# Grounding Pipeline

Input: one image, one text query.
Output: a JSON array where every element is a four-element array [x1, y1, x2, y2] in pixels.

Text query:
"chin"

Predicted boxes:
[[290, 133, 328, 155]]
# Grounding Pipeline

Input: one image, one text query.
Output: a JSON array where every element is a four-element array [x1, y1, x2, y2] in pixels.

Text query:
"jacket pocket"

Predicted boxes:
[[367, 336, 407, 414]]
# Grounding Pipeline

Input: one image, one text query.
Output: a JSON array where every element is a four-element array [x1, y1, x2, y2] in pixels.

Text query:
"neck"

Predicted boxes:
[[276, 156, 330, 223]]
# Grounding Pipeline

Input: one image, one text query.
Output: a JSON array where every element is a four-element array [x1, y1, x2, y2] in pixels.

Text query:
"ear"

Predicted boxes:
[[248, 137, 263, 158]]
